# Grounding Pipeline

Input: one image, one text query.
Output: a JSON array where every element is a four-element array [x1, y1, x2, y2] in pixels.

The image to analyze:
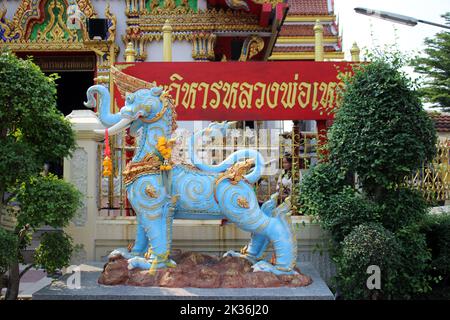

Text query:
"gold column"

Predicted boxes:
[[162, 20, 173, 62], [125, 42, 136, 62], [314, 19, 324, 62], [108, 40, 116, 208], [350, 42, 361, 62]]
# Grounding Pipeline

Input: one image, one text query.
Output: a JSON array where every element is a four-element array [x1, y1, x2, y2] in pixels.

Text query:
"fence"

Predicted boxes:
[[405, 139, 450, 204]]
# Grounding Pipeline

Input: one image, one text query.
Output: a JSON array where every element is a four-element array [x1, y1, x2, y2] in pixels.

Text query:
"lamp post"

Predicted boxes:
[[354, 7, 450, 30]]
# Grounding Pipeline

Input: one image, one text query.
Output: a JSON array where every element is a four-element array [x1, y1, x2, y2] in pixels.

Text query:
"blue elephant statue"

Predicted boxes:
[[85, 85, 298, 275]]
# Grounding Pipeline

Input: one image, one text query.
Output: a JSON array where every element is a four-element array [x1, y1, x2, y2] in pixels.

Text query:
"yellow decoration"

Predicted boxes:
[[148, 257, 158, 276], [103, 156, 113, 177], [156, 136, 175, 171]]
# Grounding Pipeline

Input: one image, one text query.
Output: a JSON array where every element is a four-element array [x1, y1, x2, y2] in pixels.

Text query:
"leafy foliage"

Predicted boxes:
[[419, 213, 450, 299], [375, 188, 429, 232], [300, 50, 439, 299], [393, 225, 432, 298], [318, 187, 380, 243], [0, 227, 18, 274], [298, 162, 348, 217], [0, 137, 41, 193], [14, 174, 82, 230], [34, 232, 73, 274], [0, 49, 76, 194], [328, 59, 437, 189], [336, 224, 401, 300], [412, 13, 450, 111], [0, 50, 80, 298]]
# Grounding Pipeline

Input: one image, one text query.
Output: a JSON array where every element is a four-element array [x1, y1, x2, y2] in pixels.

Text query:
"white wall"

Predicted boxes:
[[146, 40, 194, 62]]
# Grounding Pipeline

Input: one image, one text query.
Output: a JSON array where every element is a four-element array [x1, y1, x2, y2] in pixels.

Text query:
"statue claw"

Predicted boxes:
[[108, 248, 145, 260], [127, 256, 177, 270], [223, 250, 257, 264], [251, 260, 298, 275]]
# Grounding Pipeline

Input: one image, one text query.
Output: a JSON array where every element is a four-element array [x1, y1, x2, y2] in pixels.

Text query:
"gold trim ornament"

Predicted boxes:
[[145, 185, 159, 198], [237, 196, 250, 209], [122, 153, 162, 185]]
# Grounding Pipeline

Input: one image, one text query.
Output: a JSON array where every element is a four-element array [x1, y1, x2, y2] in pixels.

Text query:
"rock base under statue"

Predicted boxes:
[[32, 252, 335, 300], [98, 251, 312, 288]]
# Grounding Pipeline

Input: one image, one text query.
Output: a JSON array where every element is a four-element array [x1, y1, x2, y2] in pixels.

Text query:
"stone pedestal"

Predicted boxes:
[[32, 262, 334, 300], [64, 110, 105, 261]]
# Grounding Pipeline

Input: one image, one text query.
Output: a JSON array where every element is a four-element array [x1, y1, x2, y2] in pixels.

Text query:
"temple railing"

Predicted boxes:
[[405, 139, 450, 204]]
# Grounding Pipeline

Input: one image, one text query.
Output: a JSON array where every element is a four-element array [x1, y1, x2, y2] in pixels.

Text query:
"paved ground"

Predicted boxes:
[[1, 265, 52, 299]]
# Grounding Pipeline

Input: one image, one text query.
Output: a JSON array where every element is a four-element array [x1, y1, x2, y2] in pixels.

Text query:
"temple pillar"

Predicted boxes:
[[351, 42, 361, 62], [314, 20, 324, 62], [163, 20, 173, 62], [63, 110, 105, 262]]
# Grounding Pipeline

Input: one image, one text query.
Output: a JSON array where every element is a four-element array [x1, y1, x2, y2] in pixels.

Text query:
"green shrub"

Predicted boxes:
[[299, 50, 439, 299], [0, 50, 80, 300], [319, 187, 380, 243], [419, 213, 450, 298], [376, 187, 429, 231], [393, 225, 432, 298], [0, 227, 18, 275], [34, 231, 73, 274], [298, 162, 348, 216], [14, 173, 82, 230], [336, 224, 401, 300], [328, 59, 436, 190]]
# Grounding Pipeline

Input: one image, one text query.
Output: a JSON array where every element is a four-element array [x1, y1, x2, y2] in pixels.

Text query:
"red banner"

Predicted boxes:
[[113, 61, 354, 120]]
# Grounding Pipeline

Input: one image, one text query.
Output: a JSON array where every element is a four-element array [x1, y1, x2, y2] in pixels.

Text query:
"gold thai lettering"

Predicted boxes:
[[222, 82, 240, 109], [324, 82, 338, 109], [318, 82, 328, 109], [280, 73, 298, 109], [198, 82, 210, 109], [238, 82, 253, 109], [181, 82, 199, 109], [209, 81, 223, 109], [312, 82, 320, 111], [266, 82, 280, 109], [298, 82, 311, 109], [168, 73, 183, 105], [254, 82, 267, 109], [163, 73, 345, 113]]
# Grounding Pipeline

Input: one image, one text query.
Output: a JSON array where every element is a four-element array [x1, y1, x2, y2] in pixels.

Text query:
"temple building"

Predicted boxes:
[[1, 0, 342, 113]]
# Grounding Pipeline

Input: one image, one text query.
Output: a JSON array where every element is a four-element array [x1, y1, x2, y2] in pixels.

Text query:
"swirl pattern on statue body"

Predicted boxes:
[[173, 167, 219, 212]]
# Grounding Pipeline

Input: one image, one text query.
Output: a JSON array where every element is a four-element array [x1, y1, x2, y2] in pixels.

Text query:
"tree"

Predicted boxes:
[[0, 50, 81, 300], [300, 52, 438, 299], [412, 12, 450, 111]]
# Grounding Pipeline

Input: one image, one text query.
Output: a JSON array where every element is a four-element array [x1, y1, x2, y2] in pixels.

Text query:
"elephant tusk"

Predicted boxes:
[[94, 118, 133, 136]]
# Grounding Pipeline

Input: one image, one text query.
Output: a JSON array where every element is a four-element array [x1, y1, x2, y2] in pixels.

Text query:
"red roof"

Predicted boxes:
[[279, 24, 335, 37], [429, 113, 450, 132], [287, 0, 330, 15], [272, 45, 337, 52]]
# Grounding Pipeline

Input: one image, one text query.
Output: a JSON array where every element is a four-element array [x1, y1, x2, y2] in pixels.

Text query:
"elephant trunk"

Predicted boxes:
[[84, 85, 121, 127]]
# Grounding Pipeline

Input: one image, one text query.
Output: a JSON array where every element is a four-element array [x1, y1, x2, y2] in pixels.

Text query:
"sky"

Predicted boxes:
[[334, 0, 450, 61]]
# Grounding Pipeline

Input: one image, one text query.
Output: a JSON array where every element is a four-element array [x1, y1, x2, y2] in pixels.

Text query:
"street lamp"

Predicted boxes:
[[354, 7, 450, 30]]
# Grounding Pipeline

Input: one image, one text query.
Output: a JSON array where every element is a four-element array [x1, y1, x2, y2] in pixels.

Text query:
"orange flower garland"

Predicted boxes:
[[156, 136, 174, 171]]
